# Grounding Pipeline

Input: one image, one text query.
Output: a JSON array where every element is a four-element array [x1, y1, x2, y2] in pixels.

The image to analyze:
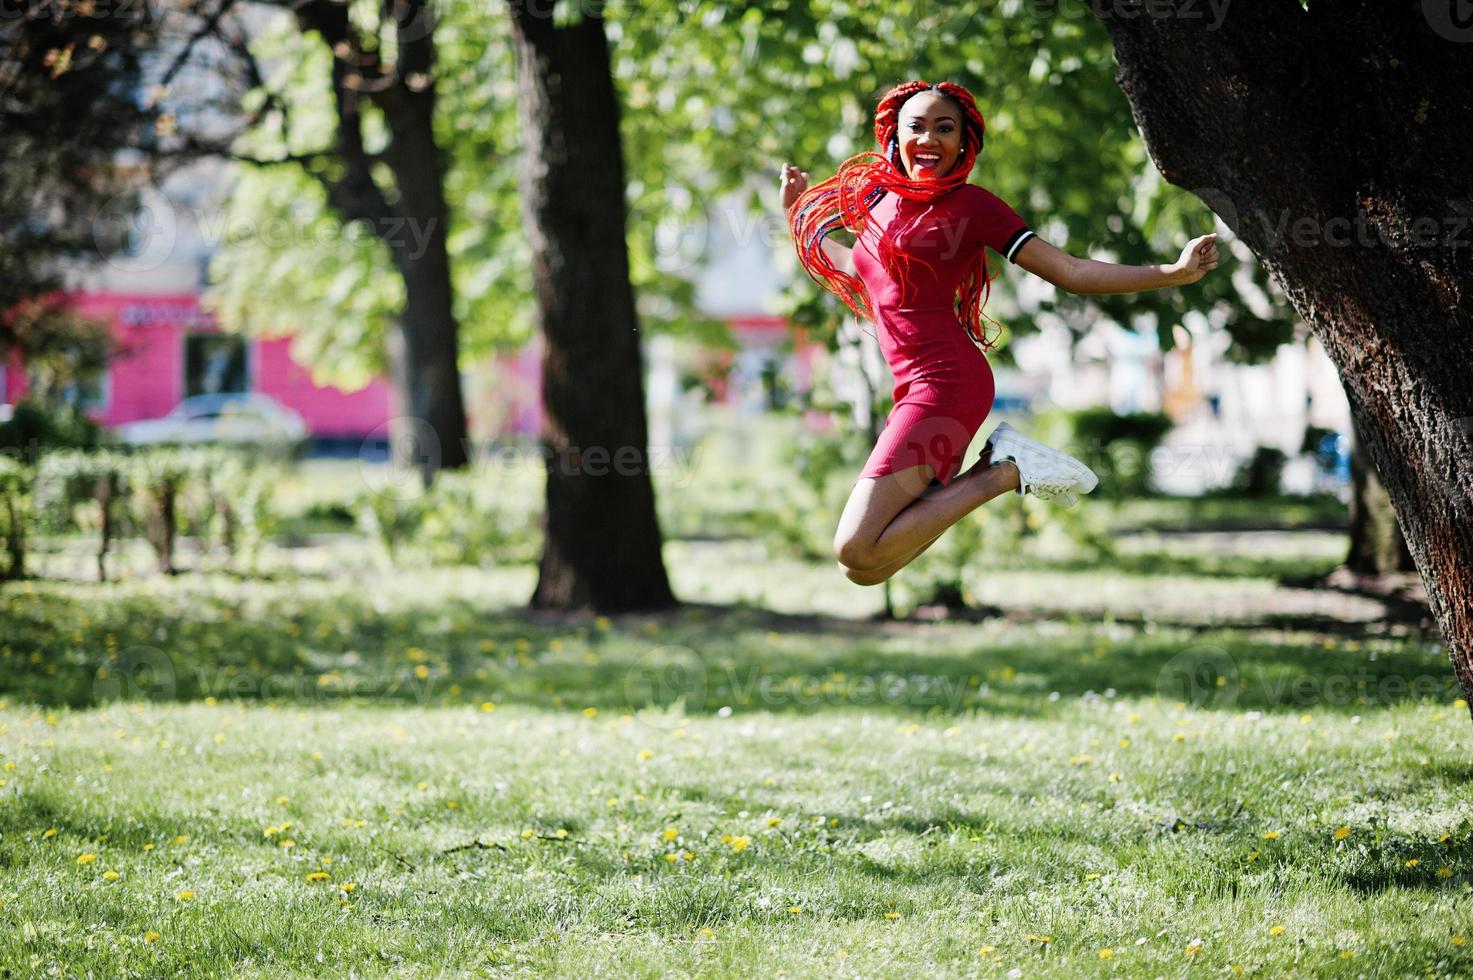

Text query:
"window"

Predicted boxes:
[[184, 334, 248, 398]]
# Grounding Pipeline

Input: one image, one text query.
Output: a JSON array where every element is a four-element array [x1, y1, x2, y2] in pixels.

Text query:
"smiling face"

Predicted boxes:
[[897, 90, 965, 181]]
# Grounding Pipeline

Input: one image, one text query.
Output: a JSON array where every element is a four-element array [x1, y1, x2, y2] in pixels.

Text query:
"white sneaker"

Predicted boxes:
[[985, 422, 1099, 506]]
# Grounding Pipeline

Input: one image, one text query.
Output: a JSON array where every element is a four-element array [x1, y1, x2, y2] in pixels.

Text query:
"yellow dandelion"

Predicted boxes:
[[1119, 738, 1131, 748], [1248, 851, 1261, 860], [279, 839, 295, 849], [1185, 942, 1203, 957], [1441, 833, 1452, 842], [275, 795, 289, 805], [1452, 936, 1466, 946], [884, 912, 901, 920], [637, 749, 654, 761], [664, 853, 679, 863], [787, 906, 802, 914], [175, 889, 194, 901], [1333, 826, 1350, 840], [766, 817, 782, 828], [1262, 831, 1281, 840], [681, 850, 693, 861], [413, 665, 430, 680], [144, 931, 160, 943], [554, 828, 568, 839], [729, 836, 751, 853], [1437, 866, 1453, 878], [1027, 934, 1054, 944], [1339, 950, 1357, 959], [582, 707, 598, 718], [264, 826, 280, 837], [446, 801, 459, 809], [521, 829, 535, 839], [1405, 858, 1420, 867], [340, 882, 356, 893], [103, 870, 119, 881], [76, 853, 97, 865], [480, 702, 496, 713], [305, 871, 330, 882], [1269, 924, 1286, 936], [699, 926, 714, 937], [978, 944, 997, 956], [42, 828, 58, 839], [662, 827, 679, 841], [1084, 872, 1101, 881], [1098, 948, 1114, 959], [171, 835, 187, 845], [142, 843, 155, 852]]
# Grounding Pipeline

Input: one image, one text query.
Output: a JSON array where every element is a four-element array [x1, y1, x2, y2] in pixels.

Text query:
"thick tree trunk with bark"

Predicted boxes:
[[1092, 1, 1473, 712], [508, 6, 676, 613], [1345, 417, 1416, 574]]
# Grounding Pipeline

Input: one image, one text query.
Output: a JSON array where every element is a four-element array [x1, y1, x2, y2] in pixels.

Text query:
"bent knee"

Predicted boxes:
[[838, 561, 890, 587], [833, 536, 881, 571]]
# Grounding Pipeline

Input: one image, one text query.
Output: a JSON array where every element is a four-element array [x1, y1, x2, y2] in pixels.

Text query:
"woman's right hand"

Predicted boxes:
[[779, 162, 809, 212]]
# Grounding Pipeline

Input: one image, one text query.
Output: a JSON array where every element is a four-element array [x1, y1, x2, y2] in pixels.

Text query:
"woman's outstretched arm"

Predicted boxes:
[[1013, 232, 1219, 294], [780, 162, 855, 276]]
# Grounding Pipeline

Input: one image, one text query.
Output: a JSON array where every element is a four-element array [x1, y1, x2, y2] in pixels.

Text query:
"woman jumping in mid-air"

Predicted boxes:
[[781, 79, 1218, 586]]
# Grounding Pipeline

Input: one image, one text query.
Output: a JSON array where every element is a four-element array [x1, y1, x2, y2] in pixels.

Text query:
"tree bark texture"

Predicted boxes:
[[508, 5, 676, 613], [1092, 0, 1473, 711]]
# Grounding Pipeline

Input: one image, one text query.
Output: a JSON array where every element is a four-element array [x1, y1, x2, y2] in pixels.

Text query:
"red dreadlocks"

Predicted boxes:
[[787, 80, 1008, 351]]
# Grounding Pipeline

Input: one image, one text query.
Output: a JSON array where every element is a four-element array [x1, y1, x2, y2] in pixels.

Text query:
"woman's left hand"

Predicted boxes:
[[1173, 233, 1220, 285]]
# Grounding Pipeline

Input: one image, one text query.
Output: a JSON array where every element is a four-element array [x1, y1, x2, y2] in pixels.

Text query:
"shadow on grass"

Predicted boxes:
[[1, 577, 1456, 720]]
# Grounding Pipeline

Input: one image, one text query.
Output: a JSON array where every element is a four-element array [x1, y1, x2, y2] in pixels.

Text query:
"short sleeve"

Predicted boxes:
[[964, 186, 1036, 264]]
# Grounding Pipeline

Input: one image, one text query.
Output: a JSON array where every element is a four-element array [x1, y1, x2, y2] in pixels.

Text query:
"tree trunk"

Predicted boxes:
[[508, 5, 676, 613], [1345, 416, 1415, 574], [1092, 1, 1473, 713], [290, 0, 469, 483], [381, 96, 470, 481]]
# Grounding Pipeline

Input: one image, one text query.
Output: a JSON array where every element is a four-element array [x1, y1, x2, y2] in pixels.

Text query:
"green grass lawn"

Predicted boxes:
[[3, 495, 1470, 976]]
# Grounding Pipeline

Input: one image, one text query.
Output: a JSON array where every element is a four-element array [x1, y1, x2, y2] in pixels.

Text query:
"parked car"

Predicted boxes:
[[114, 393, 308, 450]]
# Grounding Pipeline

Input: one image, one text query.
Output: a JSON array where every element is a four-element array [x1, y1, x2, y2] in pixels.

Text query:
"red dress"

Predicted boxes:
[[850, 183, 1035, 488]]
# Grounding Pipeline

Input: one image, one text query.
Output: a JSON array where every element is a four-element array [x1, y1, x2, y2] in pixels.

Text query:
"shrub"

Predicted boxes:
[[1232, 446, 1288, 497], [1065, 408, 1174, 497], [0, 456, 33, 579], [35, 449, 130, 580], [0, 399, 101, 456], [352, 470, 541, 568]]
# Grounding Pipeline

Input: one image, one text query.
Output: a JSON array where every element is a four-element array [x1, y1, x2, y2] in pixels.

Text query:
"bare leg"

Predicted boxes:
[[841, 525, 948, 586], [835, 451, 1020, 579]]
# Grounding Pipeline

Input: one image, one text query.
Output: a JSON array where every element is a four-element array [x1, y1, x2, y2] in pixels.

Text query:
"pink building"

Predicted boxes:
[[2, 292, 822, 446], [3, 291, 393, 443]]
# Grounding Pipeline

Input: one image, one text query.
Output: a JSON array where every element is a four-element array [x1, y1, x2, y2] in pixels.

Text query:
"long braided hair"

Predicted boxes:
[[787, 80, 1007, 351]]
